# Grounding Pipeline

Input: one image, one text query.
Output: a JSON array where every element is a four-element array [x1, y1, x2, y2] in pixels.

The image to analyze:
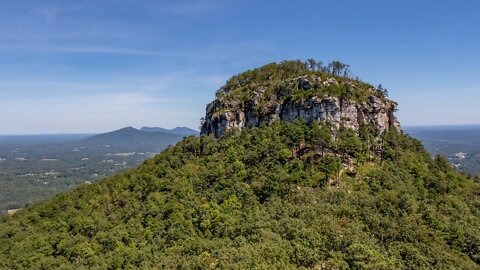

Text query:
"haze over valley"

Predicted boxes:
[[0, 127, 198, 214]]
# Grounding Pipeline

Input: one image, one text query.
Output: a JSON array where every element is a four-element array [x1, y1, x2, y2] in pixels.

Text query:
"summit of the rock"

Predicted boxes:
[[201, 60, 400, 137]]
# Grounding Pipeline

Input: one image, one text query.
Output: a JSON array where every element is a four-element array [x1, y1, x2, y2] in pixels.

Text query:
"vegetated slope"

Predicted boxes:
[[1, 61, 479, 269], [0, 127, 192, 215]]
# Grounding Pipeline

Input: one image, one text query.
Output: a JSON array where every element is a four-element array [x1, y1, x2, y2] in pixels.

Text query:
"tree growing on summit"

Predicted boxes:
[[306, 59, 317, 71], [377, 84, 388, 97], [328, 61, 350, 77], [316, 61, 325, 72], [305, 59, 330, 73]]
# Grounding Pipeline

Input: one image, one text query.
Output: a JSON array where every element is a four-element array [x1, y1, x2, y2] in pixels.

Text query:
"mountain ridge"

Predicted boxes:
[[82, 126, 198, 144], [1, 60, 479, 269], [141, 126, 199, 135]]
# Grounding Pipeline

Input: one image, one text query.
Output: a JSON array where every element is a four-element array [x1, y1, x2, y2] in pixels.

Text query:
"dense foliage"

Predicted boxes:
[[1, 120, 479, 269], [215, 60, 388, 107]]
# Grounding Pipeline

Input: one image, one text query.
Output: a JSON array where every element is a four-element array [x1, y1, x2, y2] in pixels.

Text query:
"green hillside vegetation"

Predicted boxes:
[[1, 119, 479, 269]]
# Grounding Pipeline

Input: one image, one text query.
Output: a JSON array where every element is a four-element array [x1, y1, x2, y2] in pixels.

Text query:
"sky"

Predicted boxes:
[[0, 0, 479, 135]]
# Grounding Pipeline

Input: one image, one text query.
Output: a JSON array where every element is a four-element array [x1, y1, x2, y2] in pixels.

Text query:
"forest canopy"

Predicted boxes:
[[1, 119, 479, 269]]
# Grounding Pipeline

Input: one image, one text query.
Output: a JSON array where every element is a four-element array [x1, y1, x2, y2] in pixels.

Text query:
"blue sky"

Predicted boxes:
[[1, 0, 479, 134]]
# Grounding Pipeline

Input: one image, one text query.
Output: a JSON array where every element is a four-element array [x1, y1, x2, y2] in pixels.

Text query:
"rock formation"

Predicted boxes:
[[201, 72, 400, 138]]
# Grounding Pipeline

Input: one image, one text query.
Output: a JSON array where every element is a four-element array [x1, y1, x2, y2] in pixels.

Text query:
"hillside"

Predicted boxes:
[[0, 127, 192, 215], [1, 61, 479, 269]]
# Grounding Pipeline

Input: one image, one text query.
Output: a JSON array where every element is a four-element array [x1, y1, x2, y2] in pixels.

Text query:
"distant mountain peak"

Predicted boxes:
[[141, 126, 199, 135], [81, 126, 186, 147], [118, 126, 137, 131]]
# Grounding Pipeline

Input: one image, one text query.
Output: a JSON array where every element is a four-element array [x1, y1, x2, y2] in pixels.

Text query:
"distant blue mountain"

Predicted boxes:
[[82, 127, 184, 147], [141, 126, 199, 136], [139, 127, 170, 133]]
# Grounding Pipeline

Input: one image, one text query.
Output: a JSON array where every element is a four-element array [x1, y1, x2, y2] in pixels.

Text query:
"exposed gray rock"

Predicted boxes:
[[324, 77, 338, 86], [201, 78, 401, 138], [297, 76, 313, 90]]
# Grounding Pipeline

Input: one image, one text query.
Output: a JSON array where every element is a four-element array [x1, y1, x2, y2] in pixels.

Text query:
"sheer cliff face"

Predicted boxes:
[[201, 75, 401, 138]]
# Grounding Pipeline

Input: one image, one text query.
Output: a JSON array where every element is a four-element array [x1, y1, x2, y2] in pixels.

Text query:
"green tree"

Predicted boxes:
[[280, 120, 306, 156], [318, 155, 342, 186], [315, 60, 325, 72], [328, 61, 350, 77], [377, 84, 388, 97], [307, 122, 332, 149], [358, 124, 379, 163], [337, 127, 362, 157], [306, 58, 317, 71]]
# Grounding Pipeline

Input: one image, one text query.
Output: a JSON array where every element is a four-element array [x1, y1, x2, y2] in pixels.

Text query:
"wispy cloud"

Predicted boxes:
[[0, 1, 277, 134], [59, 0, 223, 16], [0, 68, 222, 97], [0, 40, 275, 62], [0, 66, 227, 134]]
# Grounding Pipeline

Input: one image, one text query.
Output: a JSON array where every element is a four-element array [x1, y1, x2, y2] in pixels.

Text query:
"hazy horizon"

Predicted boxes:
[[0, 125, 200, 136]]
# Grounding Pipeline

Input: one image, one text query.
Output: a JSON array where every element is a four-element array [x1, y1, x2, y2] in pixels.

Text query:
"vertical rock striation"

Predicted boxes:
[[201, 73, 401, 138]]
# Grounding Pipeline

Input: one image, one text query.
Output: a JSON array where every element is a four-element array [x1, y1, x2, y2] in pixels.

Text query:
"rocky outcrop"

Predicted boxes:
[[201, 76, 401, 138]]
